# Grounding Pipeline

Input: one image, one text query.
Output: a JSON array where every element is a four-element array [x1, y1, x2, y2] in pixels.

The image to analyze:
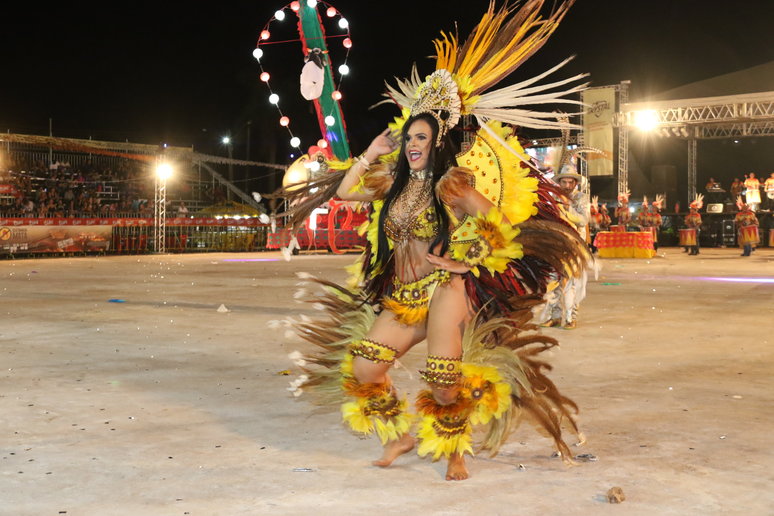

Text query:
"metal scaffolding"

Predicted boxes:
[[153, 161, 167, 254], [687, 138, 697, 202], [613, 90, 774, 203], [617, 81, 630, 196]]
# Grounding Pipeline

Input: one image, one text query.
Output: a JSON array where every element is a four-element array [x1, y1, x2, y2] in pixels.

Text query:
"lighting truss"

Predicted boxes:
[[615, 91, 774, 139]]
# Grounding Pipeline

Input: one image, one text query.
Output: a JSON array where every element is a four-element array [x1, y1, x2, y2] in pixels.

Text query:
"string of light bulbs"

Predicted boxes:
[[252, 0, 352, 153]]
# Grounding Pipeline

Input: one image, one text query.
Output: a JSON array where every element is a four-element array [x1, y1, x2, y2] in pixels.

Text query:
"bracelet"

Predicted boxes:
[[357, 154, 371, 171]]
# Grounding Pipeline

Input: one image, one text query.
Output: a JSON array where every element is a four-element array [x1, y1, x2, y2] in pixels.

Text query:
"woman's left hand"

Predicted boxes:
[[426, 253, 470, 274]]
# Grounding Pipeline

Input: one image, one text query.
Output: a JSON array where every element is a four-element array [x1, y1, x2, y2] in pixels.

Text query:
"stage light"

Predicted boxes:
[[338, 18, 348, 29], [290, 1, 300, 11], [269, 93, 279, 104], [633, 110, 659, 131], [221, 136, 231, 145], [290, 136, 301, 147], [260, 30, 271, 40], [260, 72, 270, 82], [274, 9, 285, 21], [280, 116, 290, 127], [317, 139, 328, 148], [332, 90, 342, 100], [252, 48, 263, 60], [343, 38, 352, 49], [326, 7, 336, 17], [325, 115, 335, 126], [307, 0, 317, 7], [156, 162, 173, 181], [338, 64, 350, 75]]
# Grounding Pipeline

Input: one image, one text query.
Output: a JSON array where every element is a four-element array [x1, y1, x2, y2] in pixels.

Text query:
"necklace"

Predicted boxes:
[[409, 168, 430, 181], [386, 176, 433, 242]]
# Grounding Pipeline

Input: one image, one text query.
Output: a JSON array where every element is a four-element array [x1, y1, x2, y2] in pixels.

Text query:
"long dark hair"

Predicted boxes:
[[368, 113, 459, 287]]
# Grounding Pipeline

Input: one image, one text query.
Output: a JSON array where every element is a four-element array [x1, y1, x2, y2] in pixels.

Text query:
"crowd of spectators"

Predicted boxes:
[[0, 154, 158, 218]]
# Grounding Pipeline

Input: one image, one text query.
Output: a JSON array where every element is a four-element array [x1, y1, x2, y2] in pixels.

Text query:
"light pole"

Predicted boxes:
[[154, 160, 173, 253], [222, 136, 233, 201]]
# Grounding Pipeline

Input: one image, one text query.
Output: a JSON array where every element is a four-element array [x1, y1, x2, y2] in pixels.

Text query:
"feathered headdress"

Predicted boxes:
[[641, 195, 649, 210], [548, 112, 604, 183], [736, 195, 748, 210], [689, 193, 704, 210], [618, 189, 630, 204], [590, 195, 599, 213], [652, 194, 665, 211], [376, 0, 587, 150]]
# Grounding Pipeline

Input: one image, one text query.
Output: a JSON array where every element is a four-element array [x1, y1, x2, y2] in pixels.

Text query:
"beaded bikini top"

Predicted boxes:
[[384, 204, 439, 244]]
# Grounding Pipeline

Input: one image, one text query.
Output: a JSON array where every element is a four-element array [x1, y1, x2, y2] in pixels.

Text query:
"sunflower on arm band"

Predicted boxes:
[[450, 207, 522, 276]]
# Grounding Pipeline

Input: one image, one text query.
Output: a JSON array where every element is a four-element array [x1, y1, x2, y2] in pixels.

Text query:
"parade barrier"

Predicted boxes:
[[0, 217, 270, 256]]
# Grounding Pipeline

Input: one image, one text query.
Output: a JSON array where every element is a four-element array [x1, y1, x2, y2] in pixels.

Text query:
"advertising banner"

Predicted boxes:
[[0, 225, 112, 254], [582, 87, 616, 176]]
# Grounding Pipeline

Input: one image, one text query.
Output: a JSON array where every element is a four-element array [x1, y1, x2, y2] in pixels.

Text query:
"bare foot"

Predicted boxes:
[[445, 453, 469, 481], [372, 433, 415, 467]]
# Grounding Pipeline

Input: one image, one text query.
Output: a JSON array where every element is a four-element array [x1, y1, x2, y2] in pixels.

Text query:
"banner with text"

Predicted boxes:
[[0, 225, 112, 254], [582, 87, 616, 176]]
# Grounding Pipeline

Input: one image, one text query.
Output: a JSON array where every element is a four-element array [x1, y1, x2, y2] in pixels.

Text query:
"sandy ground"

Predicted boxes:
[[1, 247, 773, 516]]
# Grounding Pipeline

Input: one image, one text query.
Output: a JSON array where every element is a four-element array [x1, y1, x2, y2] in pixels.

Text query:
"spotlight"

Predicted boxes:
[[633, 110, 659, 131]]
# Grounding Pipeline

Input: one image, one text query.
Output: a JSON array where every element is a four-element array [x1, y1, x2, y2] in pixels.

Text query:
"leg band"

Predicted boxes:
[[419, 355, 462, 387], [415, 390, 473, 460], [349, 338, 398, 364], [340, 379, 412, 445]]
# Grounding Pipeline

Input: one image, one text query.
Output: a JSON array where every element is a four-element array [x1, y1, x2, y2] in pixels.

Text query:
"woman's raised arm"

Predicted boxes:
[[336, 128, 399, 201]]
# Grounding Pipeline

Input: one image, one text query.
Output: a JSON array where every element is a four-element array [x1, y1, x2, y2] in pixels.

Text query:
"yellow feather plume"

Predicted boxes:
[[416, 415, 474, 460]]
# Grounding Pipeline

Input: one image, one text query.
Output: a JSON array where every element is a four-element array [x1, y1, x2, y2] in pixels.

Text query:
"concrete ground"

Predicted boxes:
[[1, 247, 773, 516]]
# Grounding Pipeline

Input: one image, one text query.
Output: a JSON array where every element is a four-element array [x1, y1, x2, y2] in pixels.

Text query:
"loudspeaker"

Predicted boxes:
[[706, 203, 723, 213], [720, 219, 736, 246]]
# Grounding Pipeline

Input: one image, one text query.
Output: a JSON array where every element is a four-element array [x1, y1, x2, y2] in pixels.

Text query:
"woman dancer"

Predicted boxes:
[[279, 0, 591, 480]]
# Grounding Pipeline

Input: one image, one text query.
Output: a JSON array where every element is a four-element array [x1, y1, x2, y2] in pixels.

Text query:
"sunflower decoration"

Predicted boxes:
[[460, 363, 512, 425], [450, 206, 522, 277]]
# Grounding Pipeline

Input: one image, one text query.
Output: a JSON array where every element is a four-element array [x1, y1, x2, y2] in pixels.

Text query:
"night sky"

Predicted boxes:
[[2, 0, 773, 172]]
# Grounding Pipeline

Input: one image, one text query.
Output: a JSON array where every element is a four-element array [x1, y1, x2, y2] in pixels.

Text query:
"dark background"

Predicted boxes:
[[2, 0, 772, 196]]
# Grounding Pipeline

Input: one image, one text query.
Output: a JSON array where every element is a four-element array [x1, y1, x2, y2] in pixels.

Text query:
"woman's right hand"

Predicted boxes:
[[364, 128, 399, 162]]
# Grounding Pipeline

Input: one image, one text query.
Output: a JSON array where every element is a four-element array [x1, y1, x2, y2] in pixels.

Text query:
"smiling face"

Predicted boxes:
[[404, 118, 434, 171]]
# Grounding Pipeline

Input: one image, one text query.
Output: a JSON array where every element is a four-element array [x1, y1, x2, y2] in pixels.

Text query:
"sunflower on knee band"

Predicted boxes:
[[459, 363, 512, 425]]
